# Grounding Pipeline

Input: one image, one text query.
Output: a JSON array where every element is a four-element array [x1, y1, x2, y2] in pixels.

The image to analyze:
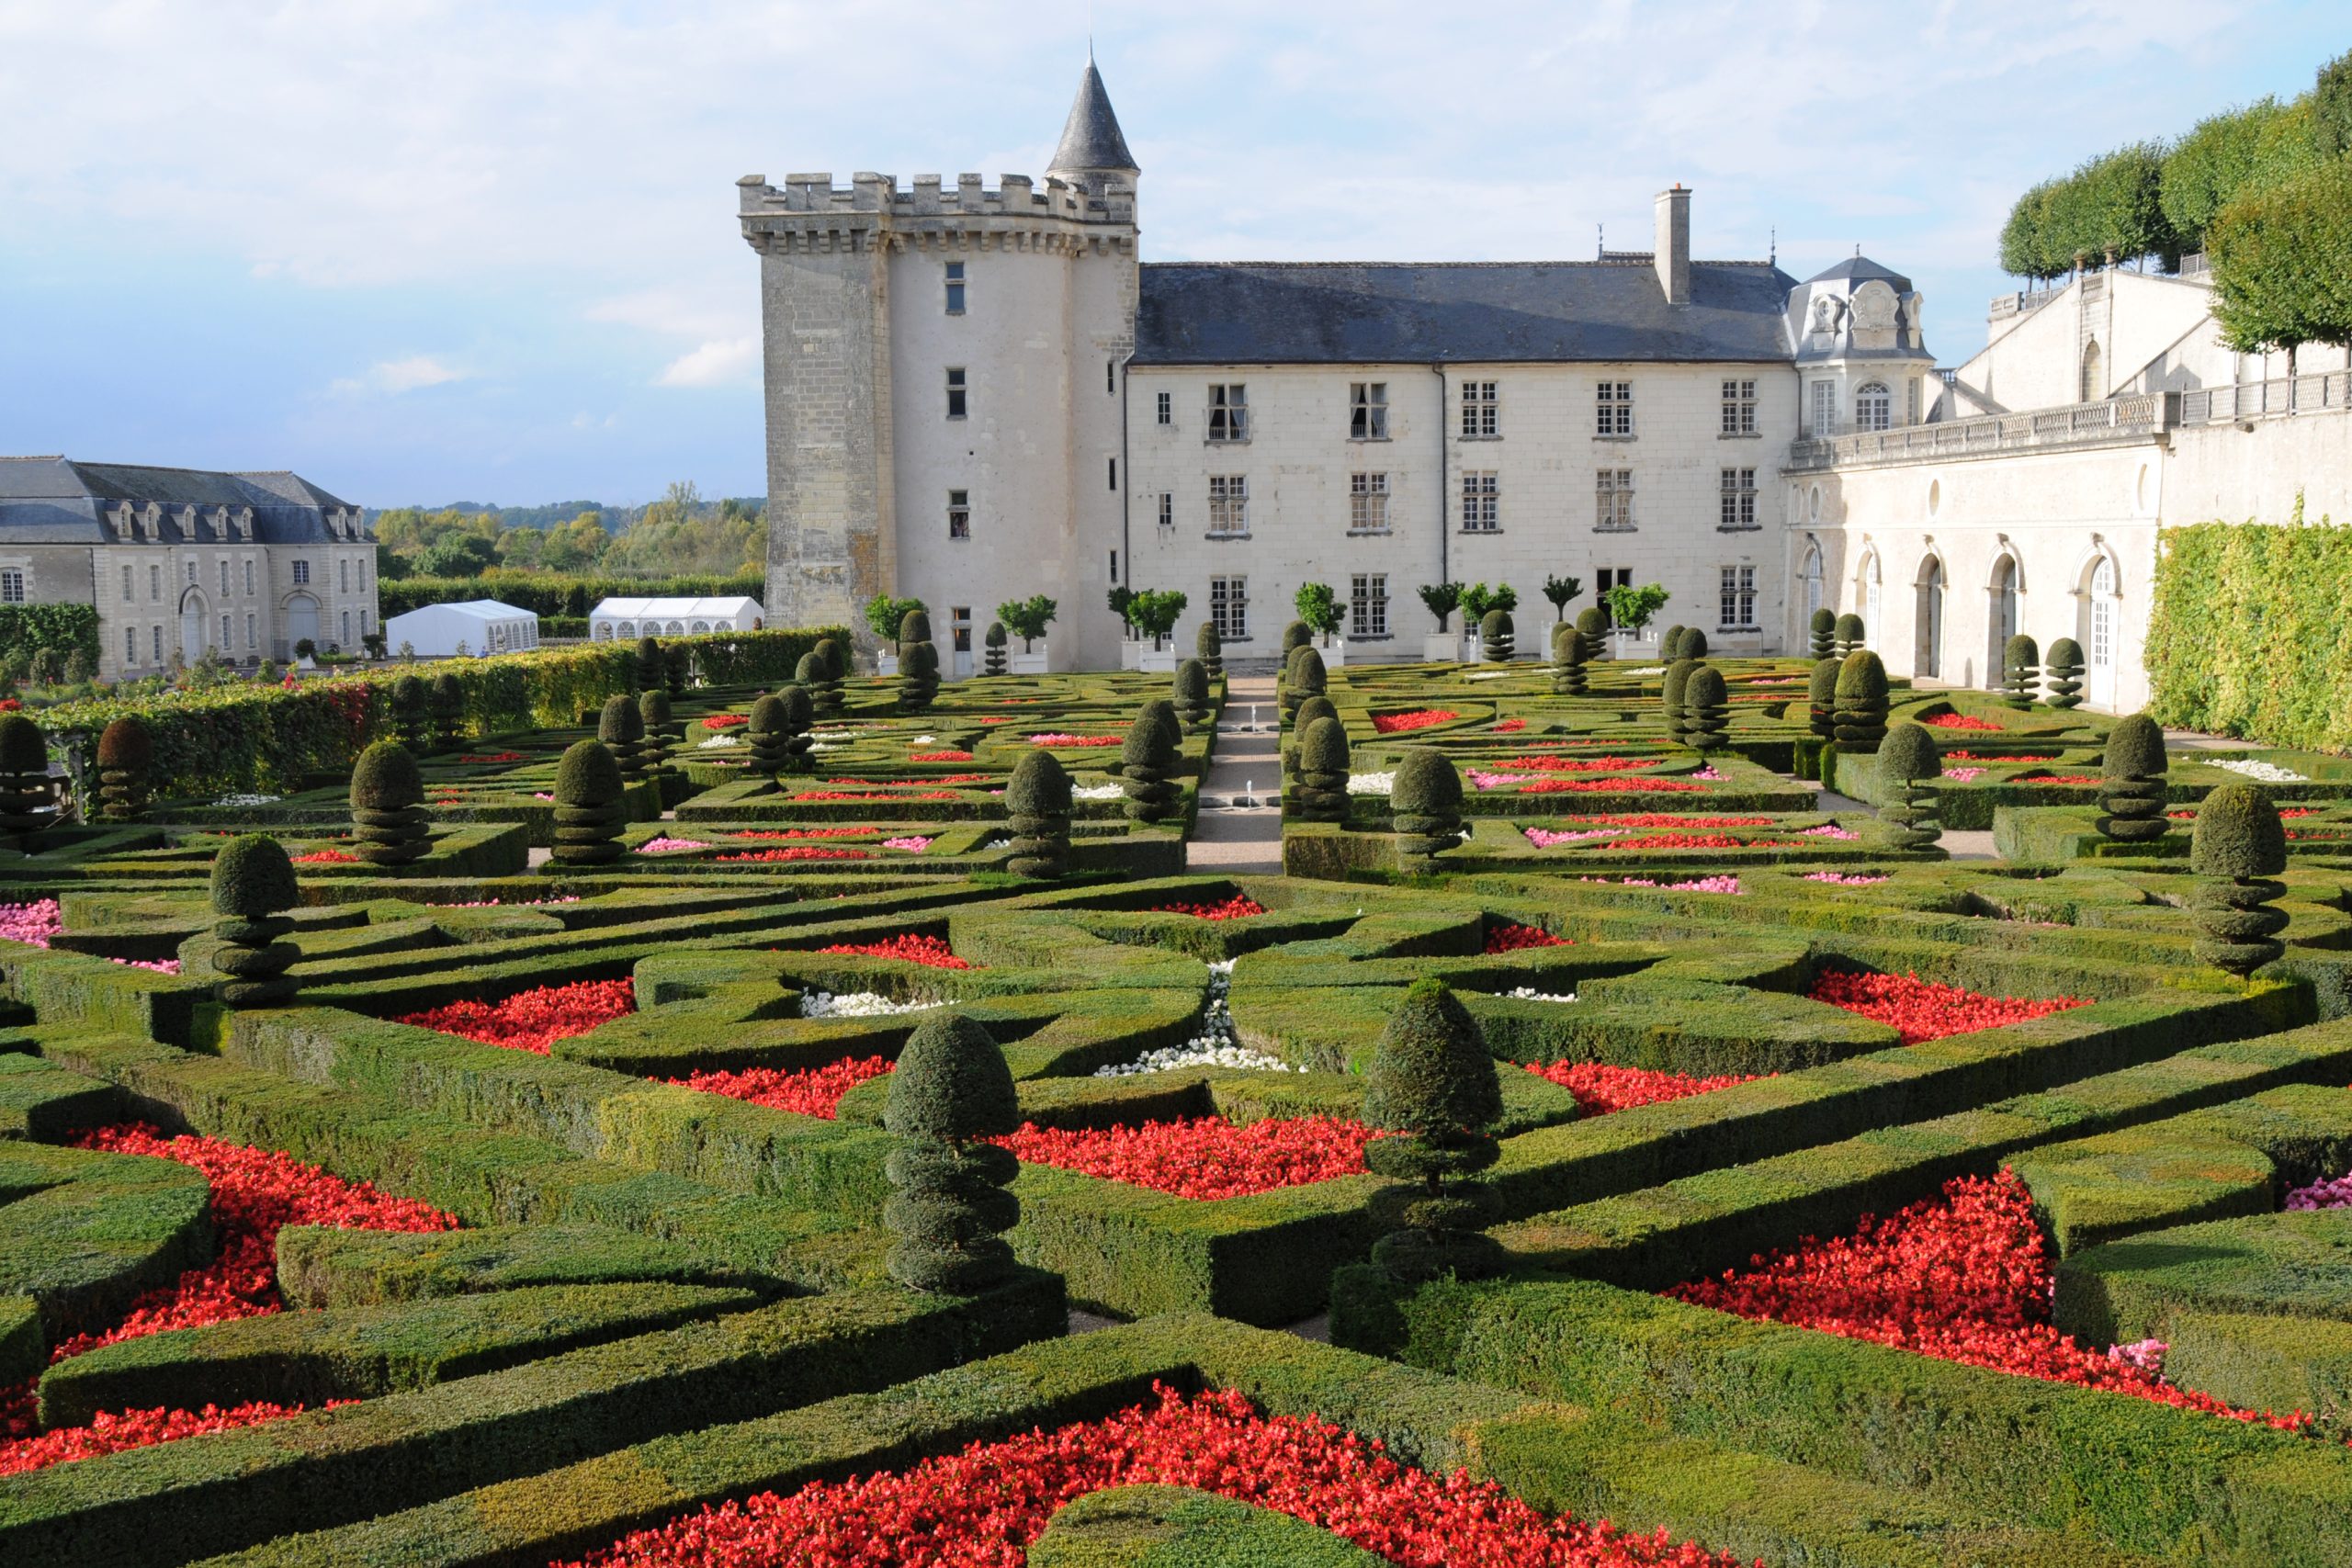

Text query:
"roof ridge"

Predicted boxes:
[[1139, 258, 1780, 270]]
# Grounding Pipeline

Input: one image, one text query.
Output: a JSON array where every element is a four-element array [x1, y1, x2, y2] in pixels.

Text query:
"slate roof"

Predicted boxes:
[[1132, 260, 1800, 367], [1048, 61, 1137, 175], [0, 457, 358, 545], [1802, 255, 1912, 289]]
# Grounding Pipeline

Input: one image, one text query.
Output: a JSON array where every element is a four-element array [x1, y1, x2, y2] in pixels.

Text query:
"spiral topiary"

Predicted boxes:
[[598, 694, 646, 781], [548, 739, 628, 868], [898, 608, 933, 647], [1660, 626, 1688, 663], [1574, 606, 1609, 663], [1281, 620, 1313, 661], [1832, 649, 1889, 753], [2190, 783, 2289, 977], [209, 834, 300, 1007], [982, 621, 1008, 676], [632, 690, 673, 779], [1478, 608, 1514, 663], [1806, 657, 1840, 741], [1660, 659, 1695, 743], [1682, 665, 1729, 752], [1362, 978, 1503, 1281], [1281, 646, 1327, 724], [1390, 748, 1464, 874], [1878, 721, 1942, 849], [635, 637, 664, 694], [390, 674, 429, 750], [1284, 695, 1338, 783], [1292, 716, 1351, 824], [2097, 714, 2169, 843], [1834, 613, 1866, 656], [1809, 608, 1838, 660], [1194, 618, 1224, 679], [1550, 621, 1588, 694], [428, 672, 466, 751], [349, 741, 431, 865], [663, 641, 687, 695], [1004, 749, 1072, 879], [0, 716, 51, 839], [96, 716, 153, 822], [810, 637, 847, 718], [2044, 637, 2086, 709], [883, 1011, 1022, 1293], [899, 640, 940, 714], [1173, 658, 1211, 729], [1118, 699, 1182, 823], [2001, 634, 2041, 710]]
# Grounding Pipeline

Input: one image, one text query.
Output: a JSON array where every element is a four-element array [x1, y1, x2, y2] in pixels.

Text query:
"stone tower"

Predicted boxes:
[[741, 61, 1140, 661]]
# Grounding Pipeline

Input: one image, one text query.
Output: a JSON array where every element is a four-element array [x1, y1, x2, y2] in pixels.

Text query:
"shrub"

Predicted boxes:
[[1281, 621, 1313, 660], [1541, 572, 1582, 623], [1119, 700, 1182, 824], [1574, 606, 1608, 663], [1879, 721, 1942, 849], [0, 715, 50, 839], [884, 1013, 1021, 1293], [2002, 634, 2041, 709], [638, 690, 678, 778], [1832, 650, 1889, 753], [1834, 613, 1866, 655], [1284, 695, 1337, 783], [2045, 637, 2086, 709], [2096, 714, 2169, 842], [1660, 659, 1694, 742], [1173, 659, 1211, 729], [863, 596, 926, 643], [1004, 750, 1072, 879], [2190, 783, 2290, 976], [1659, 625, 1687, 662], [983, 621, 1008, 677], [635, 636, 664, 694], [549, 739, 628, 868], [96, 716, 153, 821], [1416, 581, 1463, 635], [1390, 748, 1463, 874], [209, 834, 300, 1007], [1478, 608, 1514, 663], [809, 637, 847, 718], [1281, 647, 1327, 724], [1193, 619, 1223, 679], [427, 673, 467, 751], [899, 640, 940, 714], [390, 675, 429, 750], [1292, 716, 1350, 824], [996, 594, 1056, 653], [1361, 979, 1502, 1280], [1807, 657, 1840, 740], [1809, 608, 1838, 660], [1682, 665, 1730, 753], [1550, 621, 1587, 694], [747, 689, 813, 779], [1293, 582, 1341, 643], [349, 741, 431, 865], [598, 694, 646, 781]]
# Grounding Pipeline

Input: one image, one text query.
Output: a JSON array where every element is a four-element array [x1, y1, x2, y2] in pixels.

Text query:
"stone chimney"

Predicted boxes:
[[1655, 184, 1691, 306]]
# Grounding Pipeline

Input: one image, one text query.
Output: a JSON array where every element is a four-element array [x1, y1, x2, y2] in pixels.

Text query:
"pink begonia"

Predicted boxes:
[[2108, 1338, 2169, 1375], [1469, 771, 1537, 791], [2, 899, 177, 972], [1578, 874, 1743, 895], [1943, 767, 1985, 783], [636, 837, 712, 854], [432, 897, 582, 908], [1799, 823, 1860, 840], [1522, 826, 1626, 849], [2285, 1171, 2352, 1210], [1804, 871, 1890, 886], [533, 791, 555, 800], [880, 836, 933, 852], [1691, 765, 1726, 781]]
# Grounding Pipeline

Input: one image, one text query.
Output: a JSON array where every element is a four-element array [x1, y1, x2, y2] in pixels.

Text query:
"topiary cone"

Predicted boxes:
[[1878, 720, 1942, 850], [883, 1012, 1021, 1293], [1362, 978, 1502, 1280], [1283, 695, 1338, 781], [1293, 716, 1351, 824], [1194, 619, 1224, 679], [1281, 620, 1313, 660], [1281, 647, 1327, 724], [598, 694, 646, 782], [1574, 606, 1608, 664], [638, 690, 675, 777], [1832, 650, 1889, 753], [2097, 714, 2169, 842], [548, 739, 628, 867], [899, 640, 940, 713], [209, 833, 300, 1006], [982, 621, 1008, 677], [96, 716, 153, 822], [349, 741, 431, 865], [1682, 665, 1730, 753], [1550, 622, 1588, 694], [1173, 658, 1211, 729], [390, 675, 430, 750], [1118, 699, 1182, 824], [2044, 637, 2085, 709], [1390, 748, 1464, 874], [1004, 750, 1072, 879], [0, 716, 52, 838], [2001, 634, 2041, 710], [1660, 625, 1688, 663], [1660, 659, 1695, 744], [2189, 782, 2289, 977], [635, 637, 664, 694], [1833, 613, 1865, 656], [811, 637, 847, 718], [428, 673, 466, 751]]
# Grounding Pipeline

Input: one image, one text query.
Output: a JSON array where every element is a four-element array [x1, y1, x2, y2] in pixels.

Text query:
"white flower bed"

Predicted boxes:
[[798, 989, 940, 1019], [2211, 757, 2309, 783], [1508, 987, 1577, 1004], [1625, 666, 1665, 676], [1347, 772, 1394, 795], [1071, 781, 1125, 800], [1461, 670, 1519, 681], [696, 734, 740, 750], [210, 793, 281, 807], [1096, 959, 1300, 1077], [807, 741, 842, 753]]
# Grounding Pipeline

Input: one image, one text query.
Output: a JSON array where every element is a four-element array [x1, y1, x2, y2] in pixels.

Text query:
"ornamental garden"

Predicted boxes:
[[1, 610, 2349, 1567]]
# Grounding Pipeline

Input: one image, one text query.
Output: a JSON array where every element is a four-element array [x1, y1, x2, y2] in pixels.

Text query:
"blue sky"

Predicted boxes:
[[1, 1, 2342, 511]]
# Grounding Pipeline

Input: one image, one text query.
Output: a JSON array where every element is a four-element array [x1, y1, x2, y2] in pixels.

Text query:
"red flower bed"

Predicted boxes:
[[813, 933, 971, 969], [398, 978, 638, 1054], [1923, 714, 2001, 731], [794, 790, 959, 802], [460, 751, 527, 763], [1668, 1170, 2306, 1430], [1492, 717, 1528, 733], [558, 1382, 1738, 1568], [1370, 709, 1457, 734], [1523, 777, 1706, 795], [1528, 1061, 1757, 1114], [729, 827, 879, 840], [1593, 833, 1804, 852], [1502, 755, 1658, 773], [716, 846, 874, 863], [1027, 733, 1122, 747], [910, 750, 975, 762], [291, 849, 360, 864], [701, 715, 750, 730], [996, 1115, 1375, 1200], [2016, 773, 2103, 785], [1150, 896, 1267, 920], [1943, 752, 2054, 762], [1807, 970, 2087, 1045], [1486, 920, 1568, 953], [1, 1399, 343, 1479], [672, 1056, 893, 1119]]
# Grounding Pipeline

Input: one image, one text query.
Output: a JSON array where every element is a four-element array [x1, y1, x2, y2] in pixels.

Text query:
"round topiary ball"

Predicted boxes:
[[0, 715, 46, 774], [639, 688, 673, 731], [351, 740, 423, 812], [1660, 625, 1688, 662], [96, 716, 152, 773], [794, 651, 823, 686], [1679, 627, 1709, 662], [1391, 747, 1463, 818], [2191, 782, 2288, 880], [1007, 747, 1073, 817], [886, 1012, 1020, 1144], [1682, 665, 1729, 751], [1832, 649, 1890, 753], [1880, 720, 1939, 783], [1833, 612, 1866, 652], [555, 738, 625, 808], [1806, 657, 1841, 740], [2104, 714, 2167, 780], [1478, 608, 1514, 661], [2098, 714, 2169, 843], [1281, 620, 1313, 659], [1575, 606, 1608, 661], [898, 608, 933, 645], [211, 832, 299, 918]]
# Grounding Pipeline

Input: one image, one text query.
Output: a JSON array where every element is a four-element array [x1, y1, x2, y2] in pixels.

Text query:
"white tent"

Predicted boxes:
[[589, 595, 764, 640], [384, 600, 541, 659]]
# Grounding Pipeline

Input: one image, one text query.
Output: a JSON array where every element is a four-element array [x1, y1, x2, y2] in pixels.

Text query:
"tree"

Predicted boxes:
[[863, 594, 929, 642], [2000, 178, 2067, 281], [982, 622, 1008, 676], [210, 835, 301, 1007], [1457, 582, 1518, 624], [2160, 97, 2317, 252], [1128, 590, 1188, 650], [1361, 979, 1503, 1281], [415, 535, 494, 578], [2001, 634, 2041, 709], [884, 1012, 1022, 1293], [2190, 783, 2290, 977], [1602, 582, 1669, 637], [1106, 585, 1137, 638], [1808, 609, 1837, 660], [1541, 574, 1583, 622], [350, 742, 431, 865], [2209, 158, 2352, 365], [2044, 638, 2086, 709], [1417, 581, 1463, 634], [2319, 49, 2352, 157], [1832, 650, 1889, 754], [390, 675, 429, 750], [1294, 581, 1342, 643], [996, 594, 1057, 653]]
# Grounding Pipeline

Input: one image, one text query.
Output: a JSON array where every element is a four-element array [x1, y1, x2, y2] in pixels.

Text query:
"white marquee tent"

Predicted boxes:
[[589, 595, 764, 640], [383, 600, 540, 658]]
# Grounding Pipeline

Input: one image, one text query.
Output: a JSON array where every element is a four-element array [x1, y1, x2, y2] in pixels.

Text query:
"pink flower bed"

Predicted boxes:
[[1804, 871, 1889, 886], [1523, 826, 1625, 848], [1521, 777, 1709, 795], [995, 1115, 1376, 1200], [637, 837, 712, 854], [1577, 875, 1742, 894], [718, 846, 874, 862], [1798, 823, 1859, 840], [1942, 767, 1986, 782], [1027, 733, 1122, 747], [881, 836, 934, 853], [2286, 1171, 2352, 1210]]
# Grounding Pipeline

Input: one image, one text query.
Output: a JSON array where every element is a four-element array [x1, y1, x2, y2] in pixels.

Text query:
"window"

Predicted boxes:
[[1156, 492, 1173, 530], [1207, 384, 1247, 442], [123, 564, 134, 599], [1106, 360, 1115, 395], [341, 610, 351, 647], [219, 558, 231, 595], [339, 559, 350, 593], [1156, 390, 1171, 426], [244, 559, 255, 595], [125, 626, 138, 665], [0, 569, 22, 604], [947, 490, 970, 540], [944, 261, 965, 315], [1349, 472, 1390, 533], [1349, 382, 1388, 439], [245, 614, 257, 650], [1211, 575, 1249, 640], [1721, 378, 1757, 435], [1350, 572, 1389, 637], [1718, 468, 1758, 530], [1596, 380, 1633, 436], [1719, 567, 1758, 629], [187, 559, 197, 585], [1107, 457, 1116, 491], [220, 614, 231, 649], [1856, 382, 1891, 432], [945, 367, 967, 419], [1595, 568, 1630, 626], [1207, 475, 1248, 536], [951, 606, 972, 654], [1809, 380, 1836, 436], [1595, 469, 1635, 531], [291, 559, 310, 586], [151, 626, 162, 661], [1460, 471, 1498, 532], [1462, 380, 1498, 437], [1907, 378, 1921, 423], [1109, 550, 1117, 582]]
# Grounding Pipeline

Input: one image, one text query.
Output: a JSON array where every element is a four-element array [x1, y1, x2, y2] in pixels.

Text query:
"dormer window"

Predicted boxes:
[[1855, 382, 1892, 433]]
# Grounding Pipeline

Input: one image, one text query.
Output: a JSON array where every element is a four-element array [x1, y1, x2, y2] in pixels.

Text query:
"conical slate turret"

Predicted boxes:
[[1048, 58, 1138, 179]]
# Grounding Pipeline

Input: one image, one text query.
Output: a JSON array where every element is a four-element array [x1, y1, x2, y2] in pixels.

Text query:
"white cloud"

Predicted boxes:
[[656, 337, 758, 389], [328, 355, 467, 397]]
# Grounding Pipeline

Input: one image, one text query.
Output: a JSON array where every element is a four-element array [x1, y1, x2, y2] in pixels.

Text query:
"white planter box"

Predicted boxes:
[[1138, 647, 1178, 673], [1317, 638, 1347, 669], [1119, 639, 1144, 671], [1011, 649, 1049, 676], [1422, 633, 1460, 663], [876, 653, 900, 677]]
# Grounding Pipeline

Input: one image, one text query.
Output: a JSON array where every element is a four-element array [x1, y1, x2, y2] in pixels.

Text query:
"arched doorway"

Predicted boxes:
[[1986, 555, 2020, 690], [284, 592, 320, 655], [1914, 557, 1945, 679], [2080, 340, 2104, 402], [2085, 555, 2120, 708], [177, 590, 210, 661]]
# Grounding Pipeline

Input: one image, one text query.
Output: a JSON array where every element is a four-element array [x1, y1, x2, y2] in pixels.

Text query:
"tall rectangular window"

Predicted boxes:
[[1718, 468, 1758, 530], [220, 614, 231, 649], [1211, 575, 1249, 640], [1721, 378, 1758, 435], [292, 560, 310, 585], [339, 559, 350, 593], [126, 626, 138, 665], [0, 569, 22, 604], [1350, 572, 1389, 637], [1596, 380, 1633, 436], [1106, 457, 1116, 491], [1156, 390, 1171, 425], [150, 564, 161, 600], [1349, 382, 1388, 439], [1460, 471, 1498, 532], [341, 610, 351, 648], [1461, 380, 1498, 437], [945, 367, 967, 419], [1207, 475, 1249, 535], [1206, 384, 1248, 442], [151, 626, 162, 661], [1156, 492, 1173, 530], [947, 490, 970, 540], [219, 558, 231, 594], [1808, 380, 1836, 436], [1595, 469, 1635, 531], [944, 261, 966, 315], [244, 559, 255, 595], [1907, 377, 1922, 423], [1595, 567, 1630, 626], [1349, 472, 1390, 533], [123, 563, 135, 599], [1719, 566, 1758, 629], [245, 613, 256, 650]]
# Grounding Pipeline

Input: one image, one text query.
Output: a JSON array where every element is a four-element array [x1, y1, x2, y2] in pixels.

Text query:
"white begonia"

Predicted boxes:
[[1625, 666, 1666, 676], [1461, 671, 1519, 682], [910, 735, 938, 745], [798, 989, 942, 1019], [210, 793, 282, 807], [2211, 757, 2309, 784], [697, 733, 741, 750], [1508, 987, 1577, 1004], [1347, 772, 1394, 795], [1096, 958, 1301, 1077], [1070, 782, 1125, 801]]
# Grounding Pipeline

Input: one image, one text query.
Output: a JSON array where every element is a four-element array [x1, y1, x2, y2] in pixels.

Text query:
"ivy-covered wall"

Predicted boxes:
[[2145, 513, 2352, 752]]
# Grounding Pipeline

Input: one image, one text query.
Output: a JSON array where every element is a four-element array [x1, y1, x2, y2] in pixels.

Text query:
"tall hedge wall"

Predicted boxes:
[[2145, 516, 2352, 752], [0, 604, 102, 668], [379, 571, 765, 619]]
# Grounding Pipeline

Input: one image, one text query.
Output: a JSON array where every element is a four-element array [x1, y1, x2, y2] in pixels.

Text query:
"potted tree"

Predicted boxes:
[[1129, 589, 1189, 672], [1416, 581, 1463, 663], [862, 594, 925, 676], [1602, 581, 1670, 660], [1455, 582, 1518, 660], [1294, 581, 1345, 667], [1108, 586, 1142, 670], [1541, 573, 1583, 632], [996, 594, 1057, 675]]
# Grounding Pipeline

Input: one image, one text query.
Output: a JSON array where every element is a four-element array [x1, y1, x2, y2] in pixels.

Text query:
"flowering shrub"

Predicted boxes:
[[1668, 1170, 2304, 1431], [1528, 1061, 1757, 1114], [1941, 767, 1986, 783], [701, 714, 750, 730], [910, 750, 975, 762], [398, 978, 638, 1054], [672, 1056, 894, 1119], [2286, 1170, 2352, 1210], [1369, 709, 1458, 734], [1806, 970, 2087, 1045], [556, 1383, 1739, 1568], [717, 846, 872, 863], [813, 933, 971, 969], [1797, 823, 1860, 840], [1150, 896, 1267, 920], [1923, 713, 2001, 731], [290, 849, 361, 864], [1486, 920, 1568, 953], [0, 898, 63, 946], [1027, 733, 1122, 747], [1, 1399, 344, 1478], [995, 1115, 1375, 1200], [636, 837, 712, 854], [1804, 871, 1890, 886]]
